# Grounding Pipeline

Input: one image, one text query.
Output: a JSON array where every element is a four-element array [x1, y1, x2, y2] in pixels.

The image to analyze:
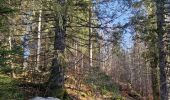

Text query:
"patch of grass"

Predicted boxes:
[[0, 75, 24, 100]]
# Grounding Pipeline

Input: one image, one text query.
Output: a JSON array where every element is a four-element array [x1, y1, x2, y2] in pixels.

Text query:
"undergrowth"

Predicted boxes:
[[0, 75, 24, 100], [85, 67, 125, 99]]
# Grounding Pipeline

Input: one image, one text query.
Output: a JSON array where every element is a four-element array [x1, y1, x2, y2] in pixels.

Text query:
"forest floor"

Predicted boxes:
[[65, 67, 126, 100], [0, 75, 24, 100], [0, 73, 139, 100]]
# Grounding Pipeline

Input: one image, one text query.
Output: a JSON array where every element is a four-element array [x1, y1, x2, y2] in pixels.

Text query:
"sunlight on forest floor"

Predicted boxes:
[[0, 74, 125, 100], [65, 67, 125, 100], [0, 73, 139, 100]]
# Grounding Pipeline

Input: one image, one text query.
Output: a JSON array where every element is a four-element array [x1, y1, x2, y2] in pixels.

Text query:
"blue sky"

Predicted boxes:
[[95, 0, 134, 50]]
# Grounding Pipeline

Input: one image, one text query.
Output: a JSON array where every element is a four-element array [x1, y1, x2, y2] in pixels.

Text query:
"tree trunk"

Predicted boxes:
[[156, 0, 168, 99], [47, 0, 67, 98], [9, 35, 16, 78], [151, 58, 160, 100], [164, 0, 170, 98], [74, 40, 78, 69], [89, 6, 93, 67], [36, 9, 42, 72]]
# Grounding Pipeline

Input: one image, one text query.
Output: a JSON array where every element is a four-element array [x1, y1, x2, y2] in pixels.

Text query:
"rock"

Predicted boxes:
[[30, 97, 60, 100]]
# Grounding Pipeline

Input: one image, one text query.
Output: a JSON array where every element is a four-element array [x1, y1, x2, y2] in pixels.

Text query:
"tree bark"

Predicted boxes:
[[156, 0, 168, 99], [151, 57, 160, 100], [89, 6, 93, 67], [36, 9, 42, 72], [47, 0, 67, 98]]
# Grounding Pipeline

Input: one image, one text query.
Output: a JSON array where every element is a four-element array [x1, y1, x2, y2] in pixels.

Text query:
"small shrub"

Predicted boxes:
[[0, 66, 12, 74]]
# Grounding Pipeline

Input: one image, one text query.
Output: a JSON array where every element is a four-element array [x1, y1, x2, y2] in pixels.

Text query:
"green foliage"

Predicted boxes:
[[0, 75, 24, 100], [131, 0, 158, 61], [0, 66, 12, 74], [14, 66, 23, 74], [0, 44, 23, 74], [0, 0, 15, 31], [132, 1, 143, 8], [0, 7, 15, 14], [0, 0, 20, 75]]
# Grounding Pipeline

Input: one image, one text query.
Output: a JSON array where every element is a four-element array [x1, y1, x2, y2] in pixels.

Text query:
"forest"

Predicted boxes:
[[0, 0, 170, 100]]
